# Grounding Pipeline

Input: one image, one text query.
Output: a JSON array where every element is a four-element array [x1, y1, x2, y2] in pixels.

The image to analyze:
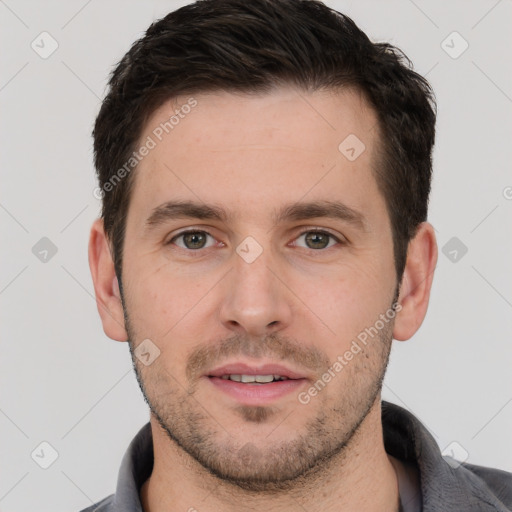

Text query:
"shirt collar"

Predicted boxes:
[[382, 401, 508, 511], [112, 422, 152, 512]]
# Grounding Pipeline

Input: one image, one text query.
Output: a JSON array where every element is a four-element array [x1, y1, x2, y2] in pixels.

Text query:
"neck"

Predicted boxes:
[[141, 398, 399, 512]]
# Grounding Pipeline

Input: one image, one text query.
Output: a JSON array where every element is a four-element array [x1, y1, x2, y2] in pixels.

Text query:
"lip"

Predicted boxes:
[[204, 362, 309, 406]]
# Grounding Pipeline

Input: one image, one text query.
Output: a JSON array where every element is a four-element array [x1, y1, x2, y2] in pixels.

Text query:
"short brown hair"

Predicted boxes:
[[93, 0, 436, 284]]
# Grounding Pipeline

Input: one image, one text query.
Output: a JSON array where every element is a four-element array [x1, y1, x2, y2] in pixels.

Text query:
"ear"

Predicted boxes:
[[88, 218, 128, 341], [393, 222, 437, 341]]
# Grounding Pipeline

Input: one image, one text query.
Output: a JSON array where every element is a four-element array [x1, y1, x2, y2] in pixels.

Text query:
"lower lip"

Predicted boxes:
[[206, 376, 307, 405]]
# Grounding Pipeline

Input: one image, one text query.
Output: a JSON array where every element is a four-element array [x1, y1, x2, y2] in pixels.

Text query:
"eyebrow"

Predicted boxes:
[[144, 199, 368, 233]]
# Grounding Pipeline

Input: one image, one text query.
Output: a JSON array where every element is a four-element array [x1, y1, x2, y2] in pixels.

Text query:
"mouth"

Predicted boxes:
[[217, 374, 291, 383], [205, 362, 309, 405]]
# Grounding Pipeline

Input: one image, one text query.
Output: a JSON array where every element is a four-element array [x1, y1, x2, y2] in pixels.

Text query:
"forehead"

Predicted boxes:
[[144, 86, 377, 156], [128, 86, 383, 226]]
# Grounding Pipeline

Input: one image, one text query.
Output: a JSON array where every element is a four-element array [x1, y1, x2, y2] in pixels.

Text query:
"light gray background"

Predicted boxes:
[[1, 1, 511, 511]]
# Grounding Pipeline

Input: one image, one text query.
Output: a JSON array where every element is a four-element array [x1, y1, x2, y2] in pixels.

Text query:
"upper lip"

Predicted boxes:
[[206, 362, 307, 380]]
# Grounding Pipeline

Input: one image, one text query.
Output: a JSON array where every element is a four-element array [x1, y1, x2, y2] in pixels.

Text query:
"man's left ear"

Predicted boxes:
[[393, 222, 438, 341]]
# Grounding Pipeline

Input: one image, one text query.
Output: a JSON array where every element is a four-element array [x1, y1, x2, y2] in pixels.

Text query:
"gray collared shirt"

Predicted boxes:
[[78, 401, 512, 511]]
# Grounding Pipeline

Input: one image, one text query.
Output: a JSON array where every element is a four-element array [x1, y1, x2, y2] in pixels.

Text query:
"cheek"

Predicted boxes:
[[122, 272, 173, 337], [126, 261, 220, 341], [295, 261, 393, 351]]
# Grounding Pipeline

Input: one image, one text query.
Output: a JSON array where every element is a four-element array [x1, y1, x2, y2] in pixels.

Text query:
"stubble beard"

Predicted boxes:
[[122, 297, 394, 493]]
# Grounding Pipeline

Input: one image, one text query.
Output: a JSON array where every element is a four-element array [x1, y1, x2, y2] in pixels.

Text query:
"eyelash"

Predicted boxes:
[[167, 228, 344, 252]]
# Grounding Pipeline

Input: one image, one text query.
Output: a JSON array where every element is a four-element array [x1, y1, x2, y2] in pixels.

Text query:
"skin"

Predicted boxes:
[[89, 86, 437, 512]]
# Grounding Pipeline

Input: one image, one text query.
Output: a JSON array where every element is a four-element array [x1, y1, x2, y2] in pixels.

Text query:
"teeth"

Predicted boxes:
[[219, 374, 289, 383]]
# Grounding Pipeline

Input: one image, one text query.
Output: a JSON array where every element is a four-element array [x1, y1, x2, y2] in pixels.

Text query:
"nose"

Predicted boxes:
[[218, 247, 293, 337]]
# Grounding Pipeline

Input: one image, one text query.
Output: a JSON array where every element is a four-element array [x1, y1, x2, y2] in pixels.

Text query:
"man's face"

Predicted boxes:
[[120, 87, 398, 488]]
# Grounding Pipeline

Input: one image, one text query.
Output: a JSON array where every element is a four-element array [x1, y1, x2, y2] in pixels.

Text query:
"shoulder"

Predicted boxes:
[[461, 462, 512, 508], [77, 494, 114, 512]]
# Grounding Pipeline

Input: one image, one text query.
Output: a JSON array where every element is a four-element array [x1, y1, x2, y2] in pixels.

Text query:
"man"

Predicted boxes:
[[85, 0, 512, 511]]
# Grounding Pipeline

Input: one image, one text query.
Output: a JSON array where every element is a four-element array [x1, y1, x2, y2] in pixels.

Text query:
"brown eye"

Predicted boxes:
[[305, 232, 330, 249], [295, 231, 339, 250], [171, 231, 214, 250]]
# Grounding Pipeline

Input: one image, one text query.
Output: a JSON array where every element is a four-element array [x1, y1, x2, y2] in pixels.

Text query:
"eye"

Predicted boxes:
[[169, 230, 216, 250], [293, 230, 340, 250]]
